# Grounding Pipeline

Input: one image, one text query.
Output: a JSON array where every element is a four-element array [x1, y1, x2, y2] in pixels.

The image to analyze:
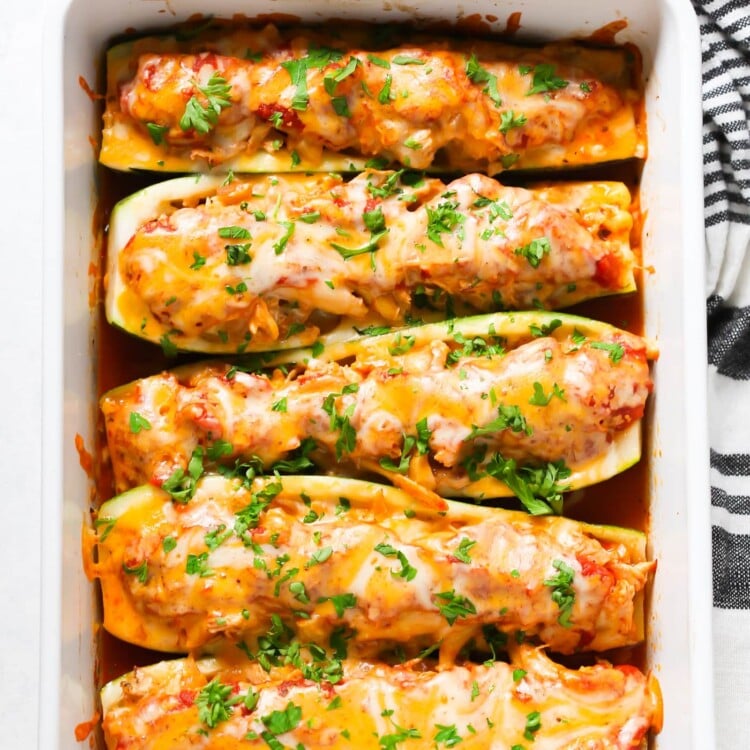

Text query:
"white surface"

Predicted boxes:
[[0, 0, 713, 748], [0, 5, 44, 750]]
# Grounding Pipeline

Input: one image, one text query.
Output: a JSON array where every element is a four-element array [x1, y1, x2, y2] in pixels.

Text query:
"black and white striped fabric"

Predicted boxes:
[[692, 0, 750, 745]]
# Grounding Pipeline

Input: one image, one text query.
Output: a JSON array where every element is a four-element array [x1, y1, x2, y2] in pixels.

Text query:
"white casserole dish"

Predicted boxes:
[[40, 0, 713, 747]]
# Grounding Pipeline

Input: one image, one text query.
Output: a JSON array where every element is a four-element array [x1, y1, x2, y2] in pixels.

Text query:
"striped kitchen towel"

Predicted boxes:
[[693, 0, 750, 745]]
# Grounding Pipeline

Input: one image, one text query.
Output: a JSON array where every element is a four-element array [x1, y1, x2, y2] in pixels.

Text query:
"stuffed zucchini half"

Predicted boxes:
[[100, 312, 656, 504], [101, 24, 645, 174], [106, 171, 636, 355], [100, 648, 663, 750], [85, 474, 653, 656]]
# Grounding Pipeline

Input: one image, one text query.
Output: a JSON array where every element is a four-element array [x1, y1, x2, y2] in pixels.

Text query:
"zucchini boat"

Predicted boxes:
[[101, 25, 645, 174], [85, 474, 654, 656], [100, 312, 656, 503], [100, 647, 663, 750], [106, 171, 636, 355]]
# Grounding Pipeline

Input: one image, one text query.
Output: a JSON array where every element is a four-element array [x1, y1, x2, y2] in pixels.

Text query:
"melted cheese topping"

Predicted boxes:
[[90, 475, 653, 655], [112, 172, 634, 352], [101, 326, 652, 495], [101, 25, 645, 174], [101, 648, 662, 750]]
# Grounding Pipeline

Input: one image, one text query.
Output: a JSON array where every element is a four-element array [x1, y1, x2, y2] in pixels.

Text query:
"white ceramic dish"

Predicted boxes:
[[41, 0, 713, 747]]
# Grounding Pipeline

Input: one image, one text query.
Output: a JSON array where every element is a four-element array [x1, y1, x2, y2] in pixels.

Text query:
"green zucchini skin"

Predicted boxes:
[[100, 311, 655, 501], [88, 474, 651, 654], [101, 29, 644, 175], [106, 172, 636, 356]]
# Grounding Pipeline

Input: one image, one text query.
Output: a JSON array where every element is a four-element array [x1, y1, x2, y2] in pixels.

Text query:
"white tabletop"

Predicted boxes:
[[0, 4, 44, 748]]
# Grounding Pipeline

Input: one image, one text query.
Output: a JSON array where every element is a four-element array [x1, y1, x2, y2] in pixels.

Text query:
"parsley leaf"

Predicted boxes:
[[499, 110, 528, 134], [514, 237, 551, 268], [196, 679, 243, 729], [590, 341, 625, 363], [544, 559, 575, 627], [484, 454, 571, 515], [128, 411, 152, 434], [466, 404, 531, 439], [146, 122, 169, 145], [434, 590, 477, 625], [524, 63, 568, 95], [465, 53, 502, 106], [318, 592, 357, 617], [179, 73, 233, 134], [454, 537, 476, 564], [161, 447, 204, 504], [434, 725, 462, 747], [426, 200, 465, 246]]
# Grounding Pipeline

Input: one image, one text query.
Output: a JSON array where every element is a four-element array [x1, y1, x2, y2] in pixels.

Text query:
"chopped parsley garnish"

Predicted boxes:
[[261, 702, 303, 744], [367, 170, 404, 199], [524, 63, 568, 95], [403, 137, 422, 150], [426, 200, 465, 246], [378, 724, 422, 750], [484, 454, 571, 515], [190, 251, 206, 270], [499, 110, 528, 134], [186, 551, 213, 577], [224, 243, 252, 265], [513, 668, 527, 682], [434, 724, 462, 747], [590, 341, 625, 363], [529, 318, 562, 338], [122, 559, 148, 583], [353, 324, 392, 336], [528, 381, 565, 406], [162, 447, 204, 504], [363, 206, 387, 234], [388, 333, 416, 356], [445, 331, 505, 366], [299, 211, 321, 224], [523, 711, 542, 741], [179, 73, 232, 134], [94, 516, 117, 543], [392, 54, 424, 65], [206, 439, 233, 461], [128, 411, 151, 434], [415, 418, 432, 454], [544, 559, 575, 627], [146, 122, 169, 145], [204, 524, 232, 551], [514, 237, 551, 268], [196, 679, 243, 729], [454, 537, 476, 563], [368, 54, 391, 69], [465, 53, 502, 106], [379, 434, 416, 474], [232, 479, 282, 543], [305, 546, 333, 568], [281, 48, 344, 111], [470, 680, 480, 701], [159, 330, 179, 357], [162, 535, 177, 553], [374, 541, 417, 581], [218, 226, 251, 240], [378, 74, 394, 104], [273, 221, 295, 255], [434, 589, 477, 625], [466, 404, 531, 439], [318, 592, 357, 617], [271, 397, 288, 413]]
